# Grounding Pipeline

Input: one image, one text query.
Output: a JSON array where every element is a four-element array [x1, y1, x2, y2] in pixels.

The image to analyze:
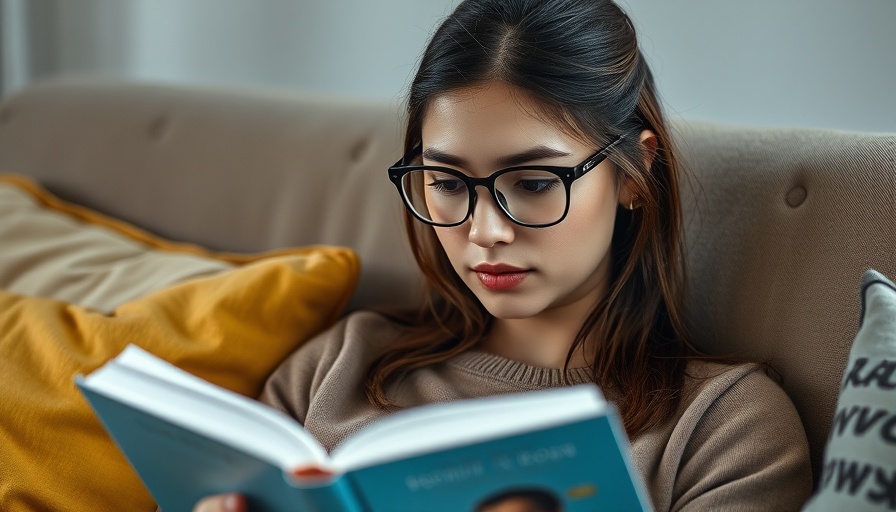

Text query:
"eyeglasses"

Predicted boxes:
[[387, 135, 624, 228]]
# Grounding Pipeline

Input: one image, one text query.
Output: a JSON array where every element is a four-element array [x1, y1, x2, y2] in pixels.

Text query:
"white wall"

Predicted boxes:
[[45, 0, 455, 104], [4, 0, 895, 132], [0, 0, 30, 92], [621, 0, 896, 132]]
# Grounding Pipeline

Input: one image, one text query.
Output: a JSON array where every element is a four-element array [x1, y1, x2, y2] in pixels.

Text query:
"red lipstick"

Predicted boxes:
[[472, 263, 531, 291]]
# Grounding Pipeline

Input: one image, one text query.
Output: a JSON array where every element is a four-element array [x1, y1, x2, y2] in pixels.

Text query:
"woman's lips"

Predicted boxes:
[[472, 264, 531, 291]]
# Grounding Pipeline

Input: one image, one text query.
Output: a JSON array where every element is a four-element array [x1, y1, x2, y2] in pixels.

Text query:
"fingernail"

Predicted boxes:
[[223, 495, 241, 512]]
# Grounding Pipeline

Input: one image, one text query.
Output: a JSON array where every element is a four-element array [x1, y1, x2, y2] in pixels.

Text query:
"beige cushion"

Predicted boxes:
[[0, 179, 231, 312]]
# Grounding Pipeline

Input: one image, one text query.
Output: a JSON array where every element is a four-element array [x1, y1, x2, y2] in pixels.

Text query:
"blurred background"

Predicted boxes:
[[1, 0, 894, 132]]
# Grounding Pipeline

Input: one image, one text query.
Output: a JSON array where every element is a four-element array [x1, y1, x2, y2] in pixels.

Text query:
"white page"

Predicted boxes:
[[80, 345, 328, 469], [331, 385, 606, 471]]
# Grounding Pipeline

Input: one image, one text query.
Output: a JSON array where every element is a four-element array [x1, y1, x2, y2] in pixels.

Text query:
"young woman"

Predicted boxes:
[[196, 0, 812, 510]]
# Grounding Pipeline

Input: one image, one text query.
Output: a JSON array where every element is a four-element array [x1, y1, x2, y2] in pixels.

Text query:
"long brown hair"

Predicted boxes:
[[366, 0, 706, 438]]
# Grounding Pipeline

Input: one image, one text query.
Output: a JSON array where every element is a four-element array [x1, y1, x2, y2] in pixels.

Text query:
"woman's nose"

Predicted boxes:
[[467, 186, 515, 247]]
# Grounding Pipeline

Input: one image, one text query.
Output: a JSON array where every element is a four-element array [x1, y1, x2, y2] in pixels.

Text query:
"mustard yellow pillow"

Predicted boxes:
[[0, 176, 360, 511]]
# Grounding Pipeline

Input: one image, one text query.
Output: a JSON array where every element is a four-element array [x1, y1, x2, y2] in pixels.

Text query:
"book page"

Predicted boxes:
[[331, 384, 606, 471], [81, 345, 329, 470]]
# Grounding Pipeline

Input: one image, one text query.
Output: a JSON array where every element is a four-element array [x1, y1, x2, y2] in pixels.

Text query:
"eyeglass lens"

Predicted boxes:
[[401, 169, 567, 226]]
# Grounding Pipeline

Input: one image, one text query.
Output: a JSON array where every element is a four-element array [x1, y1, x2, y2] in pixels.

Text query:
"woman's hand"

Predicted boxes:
[[193, 493, 247, 512]]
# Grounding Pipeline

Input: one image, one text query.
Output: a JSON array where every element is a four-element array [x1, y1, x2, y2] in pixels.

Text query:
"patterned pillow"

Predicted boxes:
[[803, 269, 896, 511]]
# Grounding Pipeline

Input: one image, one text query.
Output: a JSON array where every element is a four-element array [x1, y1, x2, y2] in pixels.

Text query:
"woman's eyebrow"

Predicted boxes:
[[421, 147, 467, 167], [421, 145, 571, 168], [496, 146, 571, 167]]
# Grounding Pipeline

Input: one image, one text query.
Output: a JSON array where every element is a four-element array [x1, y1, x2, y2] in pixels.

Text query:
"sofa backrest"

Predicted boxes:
[[0, 78, 420, 310], [1, 78, 893, 482], [674, 120, 895, 481]]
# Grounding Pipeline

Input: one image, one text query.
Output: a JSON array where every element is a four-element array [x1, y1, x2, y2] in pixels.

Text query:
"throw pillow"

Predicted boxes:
[[0, 174, 319, 311], [0, 175, 360, 512], [803, 269, 896, 511], [0, 177, 234, 311]]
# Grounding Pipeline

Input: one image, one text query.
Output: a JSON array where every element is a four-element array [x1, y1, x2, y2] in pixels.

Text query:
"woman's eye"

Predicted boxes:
[[516, 179, 560, 194], [428, 178, 466, 194]]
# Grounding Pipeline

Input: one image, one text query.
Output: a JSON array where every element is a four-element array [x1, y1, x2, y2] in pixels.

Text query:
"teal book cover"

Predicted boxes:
[[76, 384, 362, 512], [346, 413, 648, 511], [76, 345, 653, 512]]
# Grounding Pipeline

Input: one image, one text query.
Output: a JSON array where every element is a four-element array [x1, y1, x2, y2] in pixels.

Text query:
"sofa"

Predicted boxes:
[[0, 78, 893, 510]]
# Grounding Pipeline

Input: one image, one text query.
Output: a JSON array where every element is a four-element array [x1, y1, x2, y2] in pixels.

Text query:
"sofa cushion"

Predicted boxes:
[[0, 176, 234, 311], [0, 175, 360, 511], [803, 269, 896, 511]]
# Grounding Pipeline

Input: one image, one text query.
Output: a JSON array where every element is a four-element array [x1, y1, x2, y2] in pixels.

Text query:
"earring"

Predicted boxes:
[[629, 195, 637, 210]]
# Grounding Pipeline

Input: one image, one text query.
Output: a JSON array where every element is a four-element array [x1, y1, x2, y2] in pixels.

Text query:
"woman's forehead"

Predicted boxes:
[[421, 82, 594, 159], [424, 82, 552, 128]]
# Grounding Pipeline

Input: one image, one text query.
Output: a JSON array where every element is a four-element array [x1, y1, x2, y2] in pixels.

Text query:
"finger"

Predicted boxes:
[[193, 493, 247, 512]]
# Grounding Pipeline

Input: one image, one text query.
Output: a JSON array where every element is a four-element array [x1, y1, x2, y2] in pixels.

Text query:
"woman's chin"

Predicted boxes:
[[477, 296, 545, 321]]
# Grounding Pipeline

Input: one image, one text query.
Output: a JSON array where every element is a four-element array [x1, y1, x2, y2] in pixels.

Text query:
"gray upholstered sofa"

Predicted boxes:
[[0, 78, 893, 497]]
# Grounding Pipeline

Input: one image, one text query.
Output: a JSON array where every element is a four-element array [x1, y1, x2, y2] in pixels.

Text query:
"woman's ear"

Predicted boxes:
[[639, 129, 658, 170], [617, 129, 658, 210]]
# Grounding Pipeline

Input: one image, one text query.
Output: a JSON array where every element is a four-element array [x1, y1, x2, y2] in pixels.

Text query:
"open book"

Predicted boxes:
[[76, 345, 653, 512]]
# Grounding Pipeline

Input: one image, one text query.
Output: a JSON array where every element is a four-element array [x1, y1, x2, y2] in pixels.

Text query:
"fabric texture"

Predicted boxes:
[[261, 311, 814, 512], [0, 176, 234, 311], [676, 122, 896, 482], [804, 269, 896, 511], [0, 176, 360, 512]]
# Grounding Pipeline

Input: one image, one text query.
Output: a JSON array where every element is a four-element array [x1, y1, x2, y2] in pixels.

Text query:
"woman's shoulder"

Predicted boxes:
[[341, 309, 407, 329], [680, 360, 791, 412], [672, 359, 810, 474], [674, 360, 811, 506], [676, 359, 803, 431], [338, 309, 412, 344], [638, 360, 812, 510]]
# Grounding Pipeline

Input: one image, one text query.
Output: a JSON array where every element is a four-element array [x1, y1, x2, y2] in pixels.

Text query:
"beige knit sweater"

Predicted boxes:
[[260, 311, 813, 511]]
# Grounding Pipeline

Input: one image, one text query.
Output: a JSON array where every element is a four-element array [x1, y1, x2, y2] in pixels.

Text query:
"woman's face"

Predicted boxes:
[[421, 81, 629, 321]]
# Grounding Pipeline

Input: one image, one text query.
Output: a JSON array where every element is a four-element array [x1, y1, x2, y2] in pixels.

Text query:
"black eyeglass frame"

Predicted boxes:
[[387, 134, 625, 228]]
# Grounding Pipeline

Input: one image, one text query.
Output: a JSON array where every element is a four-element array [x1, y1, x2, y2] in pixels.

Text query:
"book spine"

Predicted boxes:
[[300, 476, 364, 512]]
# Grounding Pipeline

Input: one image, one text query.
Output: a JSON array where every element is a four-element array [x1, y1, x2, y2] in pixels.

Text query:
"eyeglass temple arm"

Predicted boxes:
[[399, 143, 423, 166], [579, 134, 626, 175]]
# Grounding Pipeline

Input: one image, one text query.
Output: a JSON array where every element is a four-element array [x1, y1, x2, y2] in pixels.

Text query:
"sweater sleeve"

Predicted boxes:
[[669, 367, 813, 512]]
